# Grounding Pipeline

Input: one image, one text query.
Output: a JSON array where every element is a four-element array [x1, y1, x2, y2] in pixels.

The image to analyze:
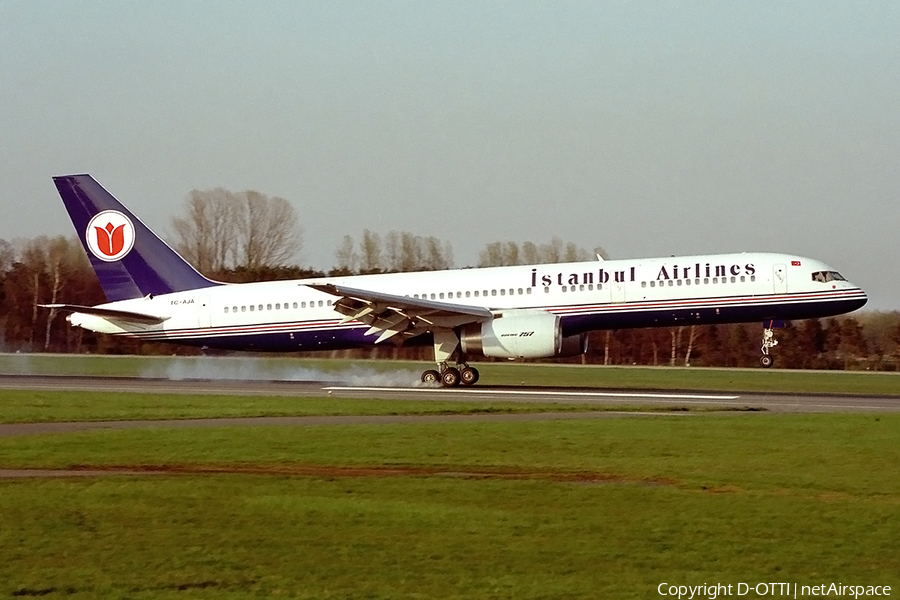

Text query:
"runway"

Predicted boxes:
[[1, 374, 899, 415]]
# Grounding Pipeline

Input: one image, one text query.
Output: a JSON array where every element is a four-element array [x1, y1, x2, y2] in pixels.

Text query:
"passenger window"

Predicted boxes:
[[327, 300, 333, 306], [677, 280, 683, 286], [258, 305, 263, 311], [224, 307, 229, 313], [430, 293, 436, 300], [740, 276, 745, 283], [526, 288, 532, 295], [750, 276, 756, 282], [318, 300, 324, 307], [474, 291, 479, 297], [267, 304, 272, 310], [491, 290, 497, 296], [233, 306, 237, 313], [579, 285, 585, 291], [561, 286, 567, 292], [241, 306, 246, 312], [544, 287, 550, 293], [439, 293, 445, 299], [250, 305, 255, 312], [465, 291, 471, 298], [685, 279, 691, 285], [500, 289, 506, 296], [642, 282, 647, 288], [730, 277, 736, 283], [704, 278, 709, 284]]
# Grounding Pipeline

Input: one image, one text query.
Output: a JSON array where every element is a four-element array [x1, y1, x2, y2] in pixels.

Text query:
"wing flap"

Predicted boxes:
[[308, 283, 492, 344]]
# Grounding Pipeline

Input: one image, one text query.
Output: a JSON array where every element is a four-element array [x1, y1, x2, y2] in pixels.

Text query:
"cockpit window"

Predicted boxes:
[[811, 271, 846, 283]]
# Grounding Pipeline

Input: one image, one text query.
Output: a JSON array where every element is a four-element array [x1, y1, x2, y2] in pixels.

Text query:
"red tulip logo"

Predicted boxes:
[[85, 210, 135, 262], [95, 222, 126, 257]]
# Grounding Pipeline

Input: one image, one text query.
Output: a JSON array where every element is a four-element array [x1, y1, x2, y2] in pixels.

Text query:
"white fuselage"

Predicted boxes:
[[68, 252, 866, 353]]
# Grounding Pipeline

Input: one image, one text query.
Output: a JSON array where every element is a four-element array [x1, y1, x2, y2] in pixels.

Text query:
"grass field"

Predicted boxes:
[[1, 355, 899, 598], [2, 412, 899, 598]]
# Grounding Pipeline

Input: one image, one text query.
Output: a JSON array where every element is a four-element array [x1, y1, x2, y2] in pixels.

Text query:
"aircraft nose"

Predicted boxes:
[[852, 286, 868, 310]]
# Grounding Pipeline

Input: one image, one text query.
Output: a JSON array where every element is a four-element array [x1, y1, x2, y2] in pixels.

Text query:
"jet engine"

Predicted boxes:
[[459, 310, 587, 359]]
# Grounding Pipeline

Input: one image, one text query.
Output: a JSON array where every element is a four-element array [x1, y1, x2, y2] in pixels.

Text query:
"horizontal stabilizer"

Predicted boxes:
[[40, 304, 169, 324]]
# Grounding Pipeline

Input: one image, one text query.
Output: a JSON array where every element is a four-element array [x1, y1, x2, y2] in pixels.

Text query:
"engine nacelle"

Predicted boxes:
[[558, 332, 589, 358], [460, 310, 571, 359]]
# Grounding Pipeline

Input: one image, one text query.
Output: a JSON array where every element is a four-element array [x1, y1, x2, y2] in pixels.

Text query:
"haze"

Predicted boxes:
[[1, 2, 897, 308]]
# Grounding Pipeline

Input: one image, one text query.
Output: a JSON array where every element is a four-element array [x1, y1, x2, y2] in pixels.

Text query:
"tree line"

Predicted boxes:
[[1, 188, 897, 369]]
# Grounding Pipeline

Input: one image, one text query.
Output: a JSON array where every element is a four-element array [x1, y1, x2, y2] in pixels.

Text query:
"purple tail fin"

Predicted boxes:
[[53, 174, 220, 302]]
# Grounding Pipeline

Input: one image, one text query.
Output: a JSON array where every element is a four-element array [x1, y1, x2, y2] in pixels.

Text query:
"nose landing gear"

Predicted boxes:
[[759, 325, 779, 368]]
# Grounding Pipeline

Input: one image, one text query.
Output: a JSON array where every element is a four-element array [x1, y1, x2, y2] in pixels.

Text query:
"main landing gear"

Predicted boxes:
[[420, 329, 480, 387], [421, 363, 480, 387], [759, 326, 779, 368]]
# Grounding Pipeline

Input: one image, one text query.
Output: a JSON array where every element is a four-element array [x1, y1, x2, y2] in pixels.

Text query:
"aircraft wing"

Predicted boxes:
[[40, 304, 170, 325], [307, 283, 493, 343]]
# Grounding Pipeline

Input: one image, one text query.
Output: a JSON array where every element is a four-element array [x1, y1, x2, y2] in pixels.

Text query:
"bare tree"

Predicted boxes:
[[171, 188, 239, 274], [42, 236, 85, 350], [340, 230, 453, 273], [0, 238, 13, 273], [238, 191, 302, 270], [424, 236, 452, 271], [683, 325, 702, 366], [334, 235, 357, 273], [479, 237, 606, 267], [359, 230, 383, 273], [172, 188, 302, 274]]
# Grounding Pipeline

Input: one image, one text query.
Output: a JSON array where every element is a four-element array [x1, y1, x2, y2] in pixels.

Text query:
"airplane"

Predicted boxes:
[[44, 174, 868, 386]]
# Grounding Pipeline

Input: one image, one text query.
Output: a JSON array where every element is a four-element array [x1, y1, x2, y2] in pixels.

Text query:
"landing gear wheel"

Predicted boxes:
[[759, 355, 774, 368], [421, 370, 440, 384], [441, 367, 461, 387], [460, 366, 479, 386]]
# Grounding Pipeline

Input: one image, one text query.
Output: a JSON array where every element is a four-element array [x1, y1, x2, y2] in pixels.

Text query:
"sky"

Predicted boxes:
[[1, 2, 898, 309]]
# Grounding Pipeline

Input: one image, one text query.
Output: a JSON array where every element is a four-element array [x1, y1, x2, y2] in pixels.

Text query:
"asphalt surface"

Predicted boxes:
[[0, 374, 898, 417]]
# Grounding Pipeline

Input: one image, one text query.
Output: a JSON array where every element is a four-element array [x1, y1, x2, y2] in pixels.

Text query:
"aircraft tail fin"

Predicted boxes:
[[53, 174, 220, 302]]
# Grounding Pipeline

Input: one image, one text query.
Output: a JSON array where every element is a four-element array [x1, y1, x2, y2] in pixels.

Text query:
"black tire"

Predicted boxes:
[[421, 369, 440, 383], [759, 355, 774, 368], [460, 366, 479, 386], [441, 367, 461, 387]]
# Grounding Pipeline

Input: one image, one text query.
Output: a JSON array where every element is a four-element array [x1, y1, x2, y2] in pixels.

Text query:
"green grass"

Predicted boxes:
[[3, 353, 900, 395], [1, 414, 899, 598]]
